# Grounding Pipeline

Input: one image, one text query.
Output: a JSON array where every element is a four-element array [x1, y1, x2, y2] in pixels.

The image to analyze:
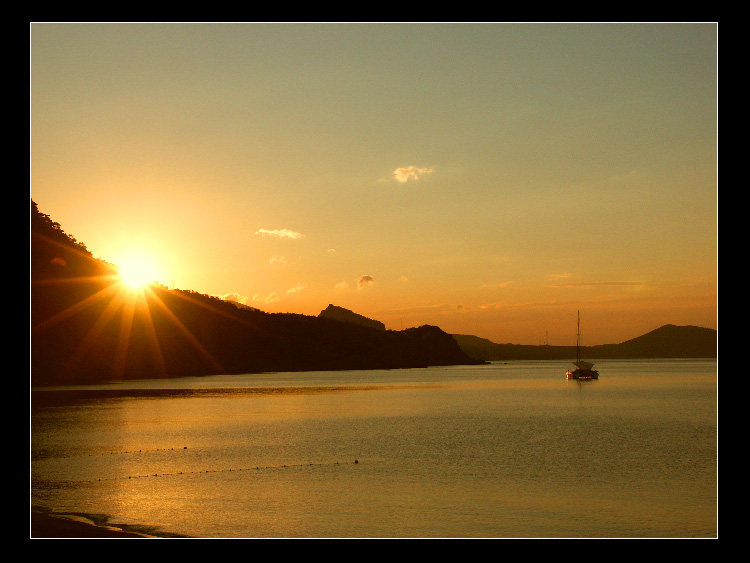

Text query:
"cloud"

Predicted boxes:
[[335, 280, 349, 290], [269, 256, 286, 265], [393, 165, 434, 183], [252, 292, 280, 304], [286, 282, 305, 294], [220, 292, 248, 305], [379, 302, 463, 316], [480, 281, 514, 289], [357, 275, 375, 289], [545, 273, 647, 290], [552, 281, 644, 288], [255, 229, 304, 239]]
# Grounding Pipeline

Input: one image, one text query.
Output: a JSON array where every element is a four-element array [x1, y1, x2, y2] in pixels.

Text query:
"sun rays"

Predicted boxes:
[[31, 269, 225, 384], [116, 253, 163, 291], [30, 204, 238, 384]]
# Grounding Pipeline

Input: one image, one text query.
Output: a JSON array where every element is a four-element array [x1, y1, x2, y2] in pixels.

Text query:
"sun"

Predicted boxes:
[[117, 254, 161, 290]]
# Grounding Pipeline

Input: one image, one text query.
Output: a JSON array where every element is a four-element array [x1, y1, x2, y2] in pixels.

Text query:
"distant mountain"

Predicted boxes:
[[452, 335, 568, 362], [453, 324, 717, 361], [587, 324, 717, 359], [30, 200, 481, 386], [318, 304, 386, 331]]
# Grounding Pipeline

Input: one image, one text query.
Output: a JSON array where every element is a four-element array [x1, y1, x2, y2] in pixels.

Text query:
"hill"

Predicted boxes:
[[30, 200, 481, 386], [453, 324, 717, 361], [587, 324, 717, 359], [318, 304, 386, 331]]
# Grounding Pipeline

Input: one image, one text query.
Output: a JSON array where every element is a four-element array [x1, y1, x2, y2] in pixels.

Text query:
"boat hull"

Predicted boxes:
[[566, 368, 599, 380]]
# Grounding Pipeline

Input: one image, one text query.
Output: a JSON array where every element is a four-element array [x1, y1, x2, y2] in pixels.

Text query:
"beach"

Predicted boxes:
[[30, 511, 181, 539]]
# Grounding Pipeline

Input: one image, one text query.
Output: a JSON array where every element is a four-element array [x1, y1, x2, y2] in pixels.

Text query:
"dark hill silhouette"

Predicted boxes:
[[318, 304, 386, 331], [587, 324, 717, 359], [30, 200, 481, 386], [453, 323, 717, 362]]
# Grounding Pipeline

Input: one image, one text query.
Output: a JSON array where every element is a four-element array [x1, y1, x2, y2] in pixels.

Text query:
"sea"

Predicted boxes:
[[30, 359, 717, 538]]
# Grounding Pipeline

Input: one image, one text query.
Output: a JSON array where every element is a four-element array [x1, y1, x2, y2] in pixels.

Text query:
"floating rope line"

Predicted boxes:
[[87, 459, 360, 483], [88, 446, 190, 456]]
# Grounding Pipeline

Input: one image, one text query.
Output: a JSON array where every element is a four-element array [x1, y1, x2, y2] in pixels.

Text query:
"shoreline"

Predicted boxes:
[[30, 510, 187, 539]]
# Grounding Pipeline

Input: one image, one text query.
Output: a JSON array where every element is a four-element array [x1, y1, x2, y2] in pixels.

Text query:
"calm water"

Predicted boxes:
[[30, 359, 717, 538]]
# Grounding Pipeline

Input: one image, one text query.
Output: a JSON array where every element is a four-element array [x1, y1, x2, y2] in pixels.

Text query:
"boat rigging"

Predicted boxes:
[[566, 311, 599, 380]]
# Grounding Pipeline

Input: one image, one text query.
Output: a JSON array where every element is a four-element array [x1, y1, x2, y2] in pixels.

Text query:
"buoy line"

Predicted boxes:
[[87, 459, 361, 483], [87, 446, 190, 457]]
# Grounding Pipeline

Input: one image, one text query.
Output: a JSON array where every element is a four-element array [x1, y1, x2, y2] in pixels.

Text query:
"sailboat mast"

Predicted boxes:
[[576, 311, 581, 362]]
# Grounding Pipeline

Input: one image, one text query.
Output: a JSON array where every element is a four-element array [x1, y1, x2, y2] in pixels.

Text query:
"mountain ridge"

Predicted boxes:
[[452, 323, 717, 361]]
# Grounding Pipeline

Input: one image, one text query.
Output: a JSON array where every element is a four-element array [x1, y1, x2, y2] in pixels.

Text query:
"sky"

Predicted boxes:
[[30, 22, 717, 346]]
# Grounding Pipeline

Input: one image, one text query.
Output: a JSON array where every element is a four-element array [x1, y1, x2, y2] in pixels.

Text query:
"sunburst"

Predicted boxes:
[[31, 237, 225, 383], [117, 254, 161, 291]]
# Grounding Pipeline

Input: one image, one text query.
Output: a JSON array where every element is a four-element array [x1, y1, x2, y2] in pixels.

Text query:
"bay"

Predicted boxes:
[[30, 359, 717, 538]]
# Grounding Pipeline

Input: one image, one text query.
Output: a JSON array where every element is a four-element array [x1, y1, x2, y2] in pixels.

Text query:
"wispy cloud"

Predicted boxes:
[[379, 302, 465, 316], [480, 299, 562, 311], [220, 292, 248, 305], [252, 292, 280, 304], [255, 229, 304, 239], [480, 281, 514, 289], [547, 274, 646, 289], [269, 255, 286, 265], [286, 283, 305, 294], [552, 281, 644, 288], [393, 165, 435, 183], [357, 275, 375, 289]]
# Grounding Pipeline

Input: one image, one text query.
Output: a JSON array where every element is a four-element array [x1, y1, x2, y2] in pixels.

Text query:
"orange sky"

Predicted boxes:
[[30, 23, 717, 345]]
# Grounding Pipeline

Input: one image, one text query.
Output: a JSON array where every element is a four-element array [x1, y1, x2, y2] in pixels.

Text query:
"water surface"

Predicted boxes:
[[30, 359, 717, 538]]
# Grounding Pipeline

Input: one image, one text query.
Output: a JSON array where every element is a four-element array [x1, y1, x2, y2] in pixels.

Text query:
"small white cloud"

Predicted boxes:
[[393, 165, 435, 183], [220, 292, 248, 305], [399, 275, 409, 282], [269, 256, 286, 265], [252, 292, 280, 304], [357, 275, 375, 289], [335, 280, 349, 290], [255, 229, 304, 239], [286, 282, 306, 294]]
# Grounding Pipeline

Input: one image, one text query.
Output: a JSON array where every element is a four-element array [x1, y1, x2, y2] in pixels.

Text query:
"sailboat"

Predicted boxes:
[[566, 311, 599, 380]]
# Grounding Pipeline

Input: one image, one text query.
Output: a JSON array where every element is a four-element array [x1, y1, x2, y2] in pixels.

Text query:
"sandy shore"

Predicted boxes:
[[30, 511, 184, 539]]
